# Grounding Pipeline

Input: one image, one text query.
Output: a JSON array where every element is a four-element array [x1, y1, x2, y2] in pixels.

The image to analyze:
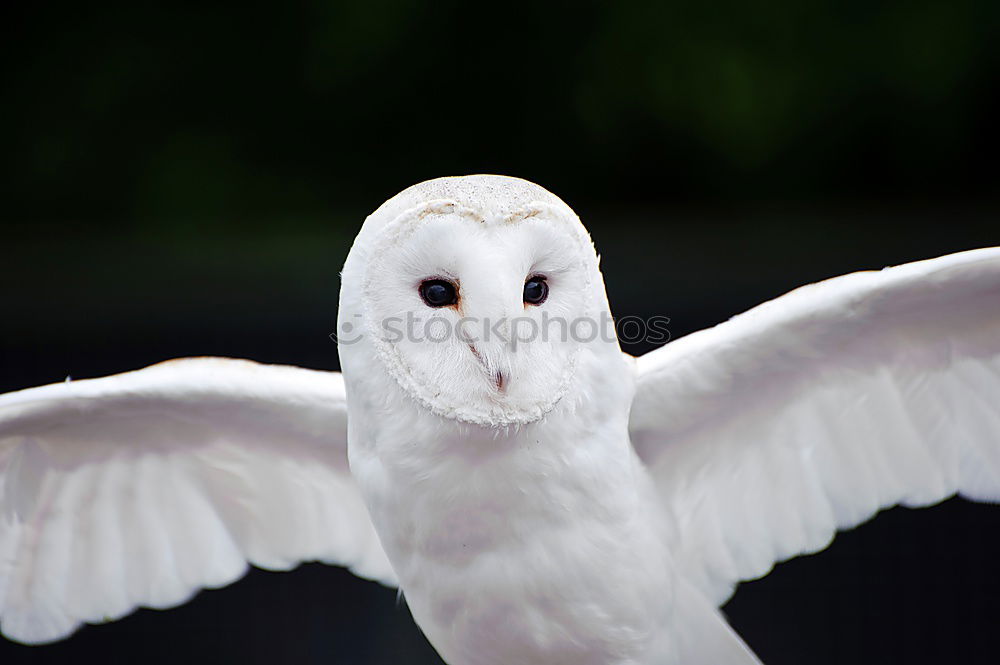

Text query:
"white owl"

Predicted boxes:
[[1, 175, 999, 664]]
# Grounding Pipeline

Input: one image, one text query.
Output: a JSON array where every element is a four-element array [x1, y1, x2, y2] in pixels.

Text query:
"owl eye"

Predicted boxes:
[[523, 276, 548, 305], [419, 279, 458, 307]]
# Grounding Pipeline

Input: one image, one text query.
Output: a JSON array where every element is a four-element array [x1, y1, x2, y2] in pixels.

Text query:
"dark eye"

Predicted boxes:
[[419, 279, 458, 307], [523, 276, 548, 305]]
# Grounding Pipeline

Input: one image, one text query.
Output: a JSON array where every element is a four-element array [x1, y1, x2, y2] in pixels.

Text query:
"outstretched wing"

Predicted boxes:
[[0, 357, 395, 644], [629, 247, 1000, 605]]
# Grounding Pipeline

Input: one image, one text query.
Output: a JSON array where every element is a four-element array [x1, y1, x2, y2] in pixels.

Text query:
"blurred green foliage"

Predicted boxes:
[[2, 0, 997, 233]]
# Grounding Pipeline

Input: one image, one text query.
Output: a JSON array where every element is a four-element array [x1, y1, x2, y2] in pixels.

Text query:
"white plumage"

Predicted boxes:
[[630, 247, 1000, 607], [0, 358, 393, 644], [1, 175, 998, 664]]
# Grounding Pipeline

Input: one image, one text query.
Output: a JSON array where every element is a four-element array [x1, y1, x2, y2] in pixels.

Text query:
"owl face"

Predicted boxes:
[[357, 197, 601, 427], [338, 176, 616, 428]]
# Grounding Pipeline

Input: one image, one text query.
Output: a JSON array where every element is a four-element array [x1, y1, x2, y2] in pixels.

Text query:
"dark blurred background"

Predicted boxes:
[[1, 1, 998, 664]]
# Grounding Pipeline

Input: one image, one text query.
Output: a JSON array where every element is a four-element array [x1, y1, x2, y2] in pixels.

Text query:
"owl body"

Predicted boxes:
[[335, 175, 762, 664], [344, 339, 677, 665]]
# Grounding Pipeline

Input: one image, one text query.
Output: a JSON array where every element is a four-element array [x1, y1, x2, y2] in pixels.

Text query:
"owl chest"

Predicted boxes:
[[357, 446, 673, 665]]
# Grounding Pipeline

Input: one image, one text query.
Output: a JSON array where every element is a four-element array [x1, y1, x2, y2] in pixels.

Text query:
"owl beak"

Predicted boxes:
[[468, 344, 508, 394], [493, 369, 507, 393]]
